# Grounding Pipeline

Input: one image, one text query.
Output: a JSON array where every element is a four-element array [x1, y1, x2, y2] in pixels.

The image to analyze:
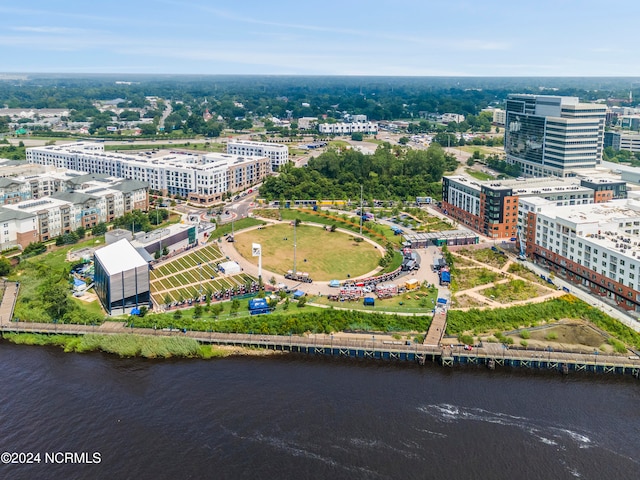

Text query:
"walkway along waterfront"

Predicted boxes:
[[1, 320, 639, 379]]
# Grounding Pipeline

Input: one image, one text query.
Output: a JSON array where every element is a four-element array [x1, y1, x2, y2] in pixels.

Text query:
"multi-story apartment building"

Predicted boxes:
[[226, 140, 289, 172], [442, 175, 627, 239], [26, 142, 271, 205], [521, 198, 640, 312], [505, 94, 606, 177], [0, 173, 148, 251], [317, 122, 378, 135]]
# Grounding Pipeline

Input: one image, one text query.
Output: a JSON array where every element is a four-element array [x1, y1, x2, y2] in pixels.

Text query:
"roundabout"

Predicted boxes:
[[233, 222, 383, 281]]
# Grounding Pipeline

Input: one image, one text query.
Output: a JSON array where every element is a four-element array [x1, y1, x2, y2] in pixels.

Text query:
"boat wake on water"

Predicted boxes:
[[419, 403, 590, 448]]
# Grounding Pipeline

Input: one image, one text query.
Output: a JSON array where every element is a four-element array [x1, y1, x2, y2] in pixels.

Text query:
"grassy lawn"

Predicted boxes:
[[137, 300, 326, 327], [211, 217, 266, 239], [507, 262, 553, 286], [449, 254, 476, 267], [454, 268, 501, 291], [311, 285, 437, 314], [257, 208, 395, 245], [465, 168, 494, 181], [457, 247, 509, 268], [459, 145, 505, 156], [480, 279, 549, 303], [394, 208, 456, 232], [234, 223, 381, 281], [11, 237, 107, 324], [328, 140, 350, 148]]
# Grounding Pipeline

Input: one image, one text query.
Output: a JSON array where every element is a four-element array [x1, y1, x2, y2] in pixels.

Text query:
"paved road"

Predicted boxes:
[[518, 258, 640, 333]]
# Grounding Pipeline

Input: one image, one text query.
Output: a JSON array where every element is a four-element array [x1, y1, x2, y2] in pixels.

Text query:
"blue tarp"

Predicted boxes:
[[293, 290, 305, 299], [363, 297, 375, 306], [329, 280, 340, 287], [440, 271, 451, 283], [249, 298, 269, 310], [73, 278, 85, 287], [437, 298, 448, 305], [130, 307, 141, 315]]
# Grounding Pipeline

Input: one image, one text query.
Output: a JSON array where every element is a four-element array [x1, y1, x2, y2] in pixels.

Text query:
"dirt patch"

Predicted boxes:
[[529, 322, 604, 347], [506, 321, 615, 354], [452, 294, 488, 309]]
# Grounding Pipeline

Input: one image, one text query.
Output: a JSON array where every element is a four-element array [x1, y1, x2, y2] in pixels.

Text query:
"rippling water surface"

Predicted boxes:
[[0, 342, 638, 480]]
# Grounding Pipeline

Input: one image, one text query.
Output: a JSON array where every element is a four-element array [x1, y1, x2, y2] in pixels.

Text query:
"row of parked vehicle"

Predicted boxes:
[[164, 282, 262, 307]]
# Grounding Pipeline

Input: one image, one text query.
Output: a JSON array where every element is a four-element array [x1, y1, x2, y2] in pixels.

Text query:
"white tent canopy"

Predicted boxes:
[[219, 260, 241, 275]]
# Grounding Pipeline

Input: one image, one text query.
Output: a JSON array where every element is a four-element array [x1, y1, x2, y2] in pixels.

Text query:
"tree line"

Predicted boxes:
[[259, 143, 457, 202]]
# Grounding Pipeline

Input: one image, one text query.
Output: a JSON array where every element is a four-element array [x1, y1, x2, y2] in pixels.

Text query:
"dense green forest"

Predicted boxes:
[[259, 143, 457, 201], [1, 75, 637, 123]]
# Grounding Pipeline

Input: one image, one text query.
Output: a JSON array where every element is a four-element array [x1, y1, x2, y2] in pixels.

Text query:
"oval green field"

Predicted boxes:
[[234, 223, 382, 281]]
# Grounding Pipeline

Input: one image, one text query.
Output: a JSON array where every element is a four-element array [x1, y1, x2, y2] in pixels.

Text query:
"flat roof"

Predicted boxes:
[[446, 175, 592, 195], [404, 229, 479, 241], [29, 142, 267, 171], [131, 224, 193, 247], [94, 238, 148, 275]]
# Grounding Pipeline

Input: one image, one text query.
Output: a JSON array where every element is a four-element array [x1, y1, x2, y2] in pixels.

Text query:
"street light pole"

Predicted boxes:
[[360, 184, 363, 236]]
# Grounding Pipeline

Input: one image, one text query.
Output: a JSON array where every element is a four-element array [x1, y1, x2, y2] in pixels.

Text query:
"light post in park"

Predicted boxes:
[[252, 243, 262, 283]]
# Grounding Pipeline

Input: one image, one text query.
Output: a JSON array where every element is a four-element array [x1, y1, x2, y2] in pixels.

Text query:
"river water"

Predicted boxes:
[[0, 342, 638, 480]]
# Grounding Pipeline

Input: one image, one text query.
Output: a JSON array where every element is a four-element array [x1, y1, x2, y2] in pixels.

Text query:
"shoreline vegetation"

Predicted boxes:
[[1, 333, 284, 359]]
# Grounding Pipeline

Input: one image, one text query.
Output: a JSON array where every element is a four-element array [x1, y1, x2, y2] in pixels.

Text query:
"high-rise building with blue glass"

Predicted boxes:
[[505, 95, 606, 178]]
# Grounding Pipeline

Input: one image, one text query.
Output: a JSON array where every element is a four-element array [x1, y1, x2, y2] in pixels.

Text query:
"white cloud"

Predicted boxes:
[[11, 26, 92, 34]]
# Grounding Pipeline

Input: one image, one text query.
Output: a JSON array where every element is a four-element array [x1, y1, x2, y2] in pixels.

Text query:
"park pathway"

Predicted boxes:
[[0, 280, 19, 325]]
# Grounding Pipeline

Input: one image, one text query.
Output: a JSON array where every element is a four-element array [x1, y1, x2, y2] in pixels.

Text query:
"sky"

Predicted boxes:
[[2, 0, 640, 76]]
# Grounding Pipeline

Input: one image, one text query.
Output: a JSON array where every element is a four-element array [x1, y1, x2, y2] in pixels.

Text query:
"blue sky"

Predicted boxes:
[[1, 1, 638, 76]]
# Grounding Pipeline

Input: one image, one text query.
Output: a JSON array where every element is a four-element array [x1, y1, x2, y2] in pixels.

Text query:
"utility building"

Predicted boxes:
[[94, 239, 150, 315]]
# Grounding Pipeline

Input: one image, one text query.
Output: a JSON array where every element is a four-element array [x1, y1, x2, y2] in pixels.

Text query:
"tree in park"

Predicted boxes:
[[92, 222, 108, 236], [230, 299, 240, 315], [0, 257, 11, 276], [40, 279, 72, 321]]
